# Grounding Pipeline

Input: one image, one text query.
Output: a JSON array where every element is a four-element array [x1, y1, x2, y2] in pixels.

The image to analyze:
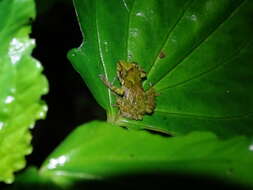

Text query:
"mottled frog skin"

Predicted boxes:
[[101, 61, 156, 120]]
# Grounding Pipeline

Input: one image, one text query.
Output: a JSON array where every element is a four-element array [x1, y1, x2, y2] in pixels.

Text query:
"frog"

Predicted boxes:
[[100, 60, 156, 120]]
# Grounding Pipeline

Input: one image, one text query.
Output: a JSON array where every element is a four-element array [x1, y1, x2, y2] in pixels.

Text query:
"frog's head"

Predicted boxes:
[[117, 61, 133, 72], [117, 61, 146, 79]]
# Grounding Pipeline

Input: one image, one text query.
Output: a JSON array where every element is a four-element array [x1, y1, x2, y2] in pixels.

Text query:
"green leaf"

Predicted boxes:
[[0, 0, 48, 183], [40, 121, 253, 188], [4, 167, 62, 190], [68, 0, 253, 138]]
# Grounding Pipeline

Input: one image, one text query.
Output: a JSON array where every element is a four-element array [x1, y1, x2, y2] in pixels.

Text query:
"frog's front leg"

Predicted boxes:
[[99, 75, 124, 96]]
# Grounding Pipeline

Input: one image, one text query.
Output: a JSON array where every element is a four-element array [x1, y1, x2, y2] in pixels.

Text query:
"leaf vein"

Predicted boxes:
[[153, 0, 246, 88], [146, 0, 194, 75], [155, 109, 253, 120], [95, 1, 113, 113], [158, 40, 252, 91], [126, 0, 136, 61]]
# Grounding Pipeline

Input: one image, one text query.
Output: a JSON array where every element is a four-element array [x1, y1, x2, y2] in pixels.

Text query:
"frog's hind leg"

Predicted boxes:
[[116, 97, 134, 119], [145, 88, 156, 113]]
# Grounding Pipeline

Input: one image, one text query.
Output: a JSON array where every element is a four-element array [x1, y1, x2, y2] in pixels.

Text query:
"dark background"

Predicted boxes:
[[29, 0, 105, 167]]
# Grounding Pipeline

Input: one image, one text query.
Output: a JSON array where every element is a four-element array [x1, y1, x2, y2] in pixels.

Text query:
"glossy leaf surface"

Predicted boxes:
[[40, 121, 253, 188], [68, 0, 253, 137], [0, 0, 48, 183]]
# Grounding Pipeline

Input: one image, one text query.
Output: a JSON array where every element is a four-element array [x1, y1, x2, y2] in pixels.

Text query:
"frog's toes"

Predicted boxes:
[[137, 115, 144, 120], [145, 107, 153, 114], [112, 76, 117, 84], [155, 92, 160, 96], [98, 74, 105, 80]]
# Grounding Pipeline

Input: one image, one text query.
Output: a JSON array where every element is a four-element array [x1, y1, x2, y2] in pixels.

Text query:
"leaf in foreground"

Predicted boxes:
[[40, 121, 253, 188], [0, 0, 48, 183]]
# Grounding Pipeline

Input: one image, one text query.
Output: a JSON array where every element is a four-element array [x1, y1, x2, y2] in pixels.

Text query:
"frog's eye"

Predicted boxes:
[[117, 62, 122, 71], [140, 71, 146, 78], [125, 62, 135, 71]]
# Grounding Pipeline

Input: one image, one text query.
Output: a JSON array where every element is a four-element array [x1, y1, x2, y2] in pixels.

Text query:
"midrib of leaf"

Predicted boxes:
[[157, 39, 252, 92], [147, 0, 246, 89], [126, 0, 135, 61], [154, 110, 253, 120], [98, 0, 136, 115], [118, 119, 171, 134], [122, 0, 130, 12], [120, 111, 253, 133], [95, 1, 113, 115]]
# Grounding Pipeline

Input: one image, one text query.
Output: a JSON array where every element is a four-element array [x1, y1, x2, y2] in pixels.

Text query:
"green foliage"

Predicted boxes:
[[2, 0, 253, 188], [0, 0, 48, 183], [61, 0, 253, 188], [40, 121, 253, 188], [68, 0, 253, 138]]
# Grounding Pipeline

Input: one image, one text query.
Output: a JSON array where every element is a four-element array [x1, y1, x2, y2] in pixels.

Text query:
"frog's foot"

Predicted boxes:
[[112, 76, 117, 84], [99, 74, 112, 86], [118, 105, 144, 120], [145, 107, 154, 114], [99, 74, 105, 81], [146, 83, 160, 96], [120, 111, 131, 119], [136, 115, 143, 120], [99, 74, 111, 87], [122, 112, 143, 120], [147, 88, 159, 97]]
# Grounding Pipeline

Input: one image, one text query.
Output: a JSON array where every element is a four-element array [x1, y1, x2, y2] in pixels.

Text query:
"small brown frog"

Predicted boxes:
[[100, 61, 156, 120]]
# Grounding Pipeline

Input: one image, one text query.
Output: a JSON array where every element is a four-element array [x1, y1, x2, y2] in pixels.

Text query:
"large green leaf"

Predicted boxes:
[[0, 0, 48, 183], [40, 121, 253, 188], [68, 0, 253, 138]]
